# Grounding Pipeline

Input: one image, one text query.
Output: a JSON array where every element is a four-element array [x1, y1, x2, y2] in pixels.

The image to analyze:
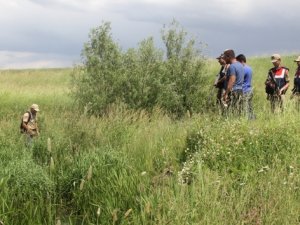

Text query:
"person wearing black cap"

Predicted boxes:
[[214, 54, 229, 113]]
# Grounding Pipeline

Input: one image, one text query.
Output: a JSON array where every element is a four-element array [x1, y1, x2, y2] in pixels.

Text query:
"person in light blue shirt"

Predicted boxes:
[[227, 61, 244, 91], [223, 49, 244, 115], [236, 54, 255, 120]]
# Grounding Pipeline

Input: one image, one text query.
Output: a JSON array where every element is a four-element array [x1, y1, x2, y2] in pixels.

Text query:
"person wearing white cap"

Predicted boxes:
[[20, 104, 40, 145], [265, 54, 289, 113], [291, 56, 300, 109]]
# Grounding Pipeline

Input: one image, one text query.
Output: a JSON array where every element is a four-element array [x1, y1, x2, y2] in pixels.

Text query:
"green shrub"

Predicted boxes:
[[0, 158, 54, 224], [179, 119, 300, 185], [71, 20, 208, 117], [160, 20, 208, 116], [71, 22, 123, 116]]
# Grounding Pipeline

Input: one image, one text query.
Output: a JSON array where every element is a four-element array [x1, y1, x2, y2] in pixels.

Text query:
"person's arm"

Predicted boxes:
[[279, 70, 290, 95], [223, 65, 235, 101], [21, 121, 27, 131], [223, 75, 235, 101], [22, 113, 33, 135]]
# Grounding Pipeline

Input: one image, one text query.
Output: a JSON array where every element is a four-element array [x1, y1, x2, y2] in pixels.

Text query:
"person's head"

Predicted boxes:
[[271, 54, 281, 67], [236, 54, 247, 64], [216, 54, 225, 65], [223, 49, 235, 64], [294, 56, 300, 66], [30, 104, 40, 114]]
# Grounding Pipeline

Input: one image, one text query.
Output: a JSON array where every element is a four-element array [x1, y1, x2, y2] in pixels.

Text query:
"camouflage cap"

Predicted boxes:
[[31, 104, 40, 112], [271, 54, 281, 63]]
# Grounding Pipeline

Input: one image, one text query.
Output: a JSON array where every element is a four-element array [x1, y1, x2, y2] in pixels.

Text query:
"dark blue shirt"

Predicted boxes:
[[243, 65, 253, 93]]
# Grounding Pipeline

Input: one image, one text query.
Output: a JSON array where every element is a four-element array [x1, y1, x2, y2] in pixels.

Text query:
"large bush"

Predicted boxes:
[[71, 20, 208, 117], [71, 22, 123, 115]]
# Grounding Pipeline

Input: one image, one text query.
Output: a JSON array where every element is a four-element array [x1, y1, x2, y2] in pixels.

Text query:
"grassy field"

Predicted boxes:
[[1, 56, 300, 225]]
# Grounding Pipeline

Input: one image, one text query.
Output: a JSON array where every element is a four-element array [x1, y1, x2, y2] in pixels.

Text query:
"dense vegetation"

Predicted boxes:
[[1, 19, 300, 224], [1, 54, 300, 224], [71, 21, 208, 117]]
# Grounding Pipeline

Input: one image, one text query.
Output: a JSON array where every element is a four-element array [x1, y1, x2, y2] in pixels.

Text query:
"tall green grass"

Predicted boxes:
[[0, 56, 300, 224]]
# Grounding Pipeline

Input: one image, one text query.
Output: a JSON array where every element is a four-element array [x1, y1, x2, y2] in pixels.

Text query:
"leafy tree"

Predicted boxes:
[[160, 20, 207, 116], [71, 22, 123, 115], [71, 20, 208, 117], [121, 37, 164, 110]]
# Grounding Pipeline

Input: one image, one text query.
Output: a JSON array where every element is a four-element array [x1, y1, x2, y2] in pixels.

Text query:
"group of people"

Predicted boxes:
[[214, 49, 300, 117], [19, 51, 300, 144], [214, 49, 255, 119]]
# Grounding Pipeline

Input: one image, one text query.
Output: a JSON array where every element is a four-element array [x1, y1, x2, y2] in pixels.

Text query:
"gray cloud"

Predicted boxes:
[[0, 0, 300, 68], [0, 50, 78, 69]]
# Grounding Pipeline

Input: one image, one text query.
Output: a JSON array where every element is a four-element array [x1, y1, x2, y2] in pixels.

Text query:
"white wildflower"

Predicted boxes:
[[262, 166, 270, 170], [258, 169, 264, 173], [141, 171, 147, 176], [97, 207, 101, 217]]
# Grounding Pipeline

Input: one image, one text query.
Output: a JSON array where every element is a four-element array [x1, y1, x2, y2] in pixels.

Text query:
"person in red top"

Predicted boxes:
[[265, 54, 289, 113], [291, 56, 300, 110]]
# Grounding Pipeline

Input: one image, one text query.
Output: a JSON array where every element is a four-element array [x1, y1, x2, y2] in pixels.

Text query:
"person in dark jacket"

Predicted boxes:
[[291, 56, 300, 110], [214, 54, 229, 113], [265, 54, 289, 113]]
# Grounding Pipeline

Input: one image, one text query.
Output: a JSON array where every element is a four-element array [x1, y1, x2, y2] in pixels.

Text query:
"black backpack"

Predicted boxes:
[[20, 111, 31, 133]]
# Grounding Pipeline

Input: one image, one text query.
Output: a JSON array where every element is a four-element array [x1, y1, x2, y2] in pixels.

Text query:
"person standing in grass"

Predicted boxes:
[[214, 54, 229, 113], [20, 104, 40, 146], [222, 49, 244, 115], [236, 54, 255, 120], [291, 56, 300, 110], [265, 54, 289, 113]]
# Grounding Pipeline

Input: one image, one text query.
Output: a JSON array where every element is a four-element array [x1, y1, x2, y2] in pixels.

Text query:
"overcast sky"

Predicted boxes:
[[1, 0, 300, 69]]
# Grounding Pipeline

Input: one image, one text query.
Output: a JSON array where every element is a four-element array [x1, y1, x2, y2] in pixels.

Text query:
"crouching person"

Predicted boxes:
[[20, 104, 40, 146]]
